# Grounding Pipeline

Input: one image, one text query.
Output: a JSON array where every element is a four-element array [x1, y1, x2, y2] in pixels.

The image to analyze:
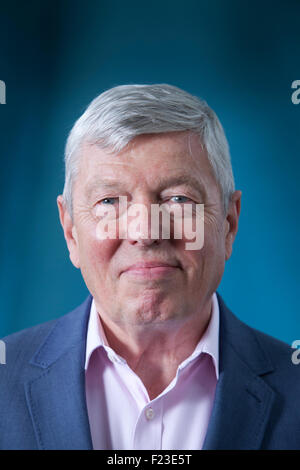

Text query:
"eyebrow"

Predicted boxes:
[[85, 179, 129, 199], [156, 175, 207, 197], [85, 174, 207, 199]]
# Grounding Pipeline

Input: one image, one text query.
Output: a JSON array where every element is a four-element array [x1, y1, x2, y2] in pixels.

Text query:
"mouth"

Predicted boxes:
[[121, 261, 182, 280]]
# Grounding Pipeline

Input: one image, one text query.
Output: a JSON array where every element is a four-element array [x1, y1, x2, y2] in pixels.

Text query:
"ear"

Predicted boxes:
[[224, 190, 242, 261], [57, 195, 80, 268]]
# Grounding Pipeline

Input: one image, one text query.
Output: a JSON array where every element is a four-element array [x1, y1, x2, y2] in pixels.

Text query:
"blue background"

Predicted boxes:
[[0, 0, 299, 343]]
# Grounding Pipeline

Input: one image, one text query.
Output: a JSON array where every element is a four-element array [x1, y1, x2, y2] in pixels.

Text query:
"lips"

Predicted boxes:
[[122, 260, 181, 273], [121, 260, 181, 282]]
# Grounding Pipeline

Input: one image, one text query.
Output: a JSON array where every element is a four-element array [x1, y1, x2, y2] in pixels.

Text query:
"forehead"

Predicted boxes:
[[75, 132, 218, 194]]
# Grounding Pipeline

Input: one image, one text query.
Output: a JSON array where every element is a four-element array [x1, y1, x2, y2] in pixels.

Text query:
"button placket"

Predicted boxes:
[[133, 400, 162, 450]]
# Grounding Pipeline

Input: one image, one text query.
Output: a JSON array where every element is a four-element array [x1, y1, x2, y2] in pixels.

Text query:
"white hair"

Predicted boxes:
[[62, 84, 235, 216]]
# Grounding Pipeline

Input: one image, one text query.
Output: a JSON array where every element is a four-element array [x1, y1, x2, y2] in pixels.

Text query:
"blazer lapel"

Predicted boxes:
[[203, 295, 276, 450], [24, 296, 93, 450]]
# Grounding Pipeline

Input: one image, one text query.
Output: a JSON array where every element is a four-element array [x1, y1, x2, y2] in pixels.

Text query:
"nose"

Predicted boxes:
[[125, 197, 162, 247]]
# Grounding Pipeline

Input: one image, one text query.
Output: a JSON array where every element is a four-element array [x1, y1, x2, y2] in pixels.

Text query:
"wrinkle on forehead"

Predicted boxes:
[[115, 131, 202, 159], [186, 132, 207, 166], [81, 131, 205, 167]]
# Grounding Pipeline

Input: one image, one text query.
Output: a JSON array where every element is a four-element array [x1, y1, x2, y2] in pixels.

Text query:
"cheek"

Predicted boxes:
[[203, 212, 227, 251], [177, 219, 226, 276], [78, 233, 120, 275]]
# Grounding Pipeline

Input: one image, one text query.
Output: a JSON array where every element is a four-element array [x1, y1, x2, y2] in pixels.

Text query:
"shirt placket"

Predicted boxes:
[[132, 398, 163, 450]]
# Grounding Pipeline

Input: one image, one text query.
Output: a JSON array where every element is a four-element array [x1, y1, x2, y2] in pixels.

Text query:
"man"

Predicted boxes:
[[0, 84, 299, 450]]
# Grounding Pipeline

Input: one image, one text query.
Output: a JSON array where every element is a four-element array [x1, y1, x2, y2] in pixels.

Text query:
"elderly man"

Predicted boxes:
[[0, 84, 299, 450]]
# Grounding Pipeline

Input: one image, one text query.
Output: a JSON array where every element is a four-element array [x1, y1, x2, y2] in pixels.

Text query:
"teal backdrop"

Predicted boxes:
[[0, 0, 299, 344]]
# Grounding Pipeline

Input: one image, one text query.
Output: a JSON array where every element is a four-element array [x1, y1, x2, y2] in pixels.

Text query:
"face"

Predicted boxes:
[[58, 132, 241, 328]]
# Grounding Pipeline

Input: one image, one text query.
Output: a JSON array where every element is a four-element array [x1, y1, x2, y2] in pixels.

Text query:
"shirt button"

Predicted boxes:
[[145, 407, 155, 421]]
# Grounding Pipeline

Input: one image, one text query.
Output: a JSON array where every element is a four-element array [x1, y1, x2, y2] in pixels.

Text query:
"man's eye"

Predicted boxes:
[[99, 197, 118, 205], [170, 195, 190, 203]]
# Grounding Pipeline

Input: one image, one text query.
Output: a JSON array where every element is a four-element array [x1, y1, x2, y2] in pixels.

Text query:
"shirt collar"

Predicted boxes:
[[189, 292, 219, 379], [85, 299, 115, 369], [85, 293, 219, 379]]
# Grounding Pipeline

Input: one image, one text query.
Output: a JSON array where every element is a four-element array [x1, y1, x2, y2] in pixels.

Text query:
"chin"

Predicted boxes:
[[132, 292, 180, 324]]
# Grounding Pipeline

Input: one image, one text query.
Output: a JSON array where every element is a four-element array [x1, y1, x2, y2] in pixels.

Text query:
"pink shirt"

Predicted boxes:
[[85, 293, 219, 450]]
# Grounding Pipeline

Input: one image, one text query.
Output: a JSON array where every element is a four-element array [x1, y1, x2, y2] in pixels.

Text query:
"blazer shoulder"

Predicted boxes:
[[217, 293, 299, 381], [248, 324, 299, 378], [0, 296, 92, 379], [0, 317, 60, 409], [1, 318, 58, 364]]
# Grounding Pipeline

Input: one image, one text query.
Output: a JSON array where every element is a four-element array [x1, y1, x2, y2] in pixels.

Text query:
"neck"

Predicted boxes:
[[97, 299, 213, 400]]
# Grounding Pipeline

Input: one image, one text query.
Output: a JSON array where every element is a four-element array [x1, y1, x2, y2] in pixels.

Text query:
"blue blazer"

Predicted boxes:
[[0, 294, 300, 450]]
